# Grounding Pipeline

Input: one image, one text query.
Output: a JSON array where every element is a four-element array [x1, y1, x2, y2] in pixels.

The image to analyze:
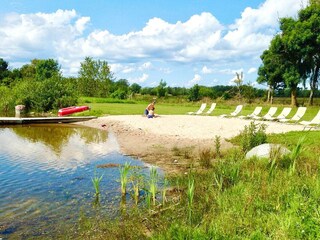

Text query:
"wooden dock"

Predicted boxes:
[[0, 116, 97, 125]]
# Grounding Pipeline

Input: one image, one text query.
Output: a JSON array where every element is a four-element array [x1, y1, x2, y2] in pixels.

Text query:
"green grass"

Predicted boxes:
[[77, 97, 320, 122], [63, 124, 320, 239]]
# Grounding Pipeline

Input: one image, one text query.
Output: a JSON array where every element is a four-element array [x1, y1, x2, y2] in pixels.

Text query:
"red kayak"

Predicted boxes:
[[58, 106, 90, 116]]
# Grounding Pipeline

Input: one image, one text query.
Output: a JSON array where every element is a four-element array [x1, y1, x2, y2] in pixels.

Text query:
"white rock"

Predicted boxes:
[[246, 143, 291, 159]]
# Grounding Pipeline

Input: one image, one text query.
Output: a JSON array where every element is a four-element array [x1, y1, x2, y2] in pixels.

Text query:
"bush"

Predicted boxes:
[[239, 121, 267, 153]]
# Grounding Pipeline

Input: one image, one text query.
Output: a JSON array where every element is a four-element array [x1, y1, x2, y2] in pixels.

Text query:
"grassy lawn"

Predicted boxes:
[[78, 97, 320, 122]]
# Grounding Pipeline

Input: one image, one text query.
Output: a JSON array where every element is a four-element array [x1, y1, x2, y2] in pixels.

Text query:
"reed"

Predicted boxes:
[[162, 178, 168, 206], [119, 162, 131, 196], [149, 166, 158, 206], [130, 170, 143, 205], [187, 175, 195, 225], [91, 172, 103, 196], [289, 136, 305, 175]]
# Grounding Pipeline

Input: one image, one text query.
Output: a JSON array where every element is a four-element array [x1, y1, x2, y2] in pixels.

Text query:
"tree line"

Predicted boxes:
[[258, 1, 320, 106], [0, 55, 319, 113]]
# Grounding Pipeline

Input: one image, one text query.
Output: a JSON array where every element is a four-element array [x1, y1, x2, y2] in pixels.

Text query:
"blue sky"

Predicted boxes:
[[0, 0, 309, 87]]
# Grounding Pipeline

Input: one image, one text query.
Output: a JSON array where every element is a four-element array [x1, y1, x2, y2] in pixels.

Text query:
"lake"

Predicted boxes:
[[0, 124, 158, 239]]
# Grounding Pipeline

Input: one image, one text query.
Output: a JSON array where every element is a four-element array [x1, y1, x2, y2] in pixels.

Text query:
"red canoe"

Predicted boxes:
[[58, 106, 90, 116]]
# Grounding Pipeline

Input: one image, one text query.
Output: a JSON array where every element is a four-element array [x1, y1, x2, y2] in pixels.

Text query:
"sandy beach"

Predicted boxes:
[[77, 115, 306, 174]]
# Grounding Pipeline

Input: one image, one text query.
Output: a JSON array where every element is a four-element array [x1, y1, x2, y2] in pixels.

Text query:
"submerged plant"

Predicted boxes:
[[119, 162, 131, 196], [91, 171, 103, 197]]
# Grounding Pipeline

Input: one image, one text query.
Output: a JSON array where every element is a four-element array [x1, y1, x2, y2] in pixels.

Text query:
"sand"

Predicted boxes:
[[76, 115, 307, 174]]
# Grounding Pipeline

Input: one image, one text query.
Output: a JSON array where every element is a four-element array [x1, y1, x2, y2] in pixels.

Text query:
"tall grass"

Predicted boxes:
[[119, 162, 131, 196], [288, 136, 305, 175], [187, 174, 195, 225], [149, 166, 159, 206], [91, 171, 103, 196]]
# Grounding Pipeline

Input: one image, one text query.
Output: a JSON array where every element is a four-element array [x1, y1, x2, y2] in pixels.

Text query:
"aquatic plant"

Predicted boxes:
[[129, 169, 144, 205], [162, 178, 168, 206], [149, 166, 159, 206], [91, 171, 103, 196], [119, 162, 131, 196]]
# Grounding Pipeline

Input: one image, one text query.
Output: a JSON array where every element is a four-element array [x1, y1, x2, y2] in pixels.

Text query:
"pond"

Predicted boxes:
[[0, 124, 160, 239]]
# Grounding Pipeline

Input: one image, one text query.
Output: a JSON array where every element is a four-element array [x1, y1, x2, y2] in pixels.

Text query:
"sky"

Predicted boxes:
[[0, 0, 309, 88]]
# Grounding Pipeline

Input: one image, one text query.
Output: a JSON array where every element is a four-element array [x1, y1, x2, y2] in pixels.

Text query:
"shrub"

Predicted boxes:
[[239, 121, 267, 153]]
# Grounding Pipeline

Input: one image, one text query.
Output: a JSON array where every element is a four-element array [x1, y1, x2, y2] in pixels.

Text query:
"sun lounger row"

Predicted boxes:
[[187, 103, 216, 115], [187, 103, 320, 128]]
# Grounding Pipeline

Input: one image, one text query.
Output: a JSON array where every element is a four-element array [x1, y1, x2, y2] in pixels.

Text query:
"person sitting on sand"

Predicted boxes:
[[147, 109, 155, 118], [144, 101, 155, 116]]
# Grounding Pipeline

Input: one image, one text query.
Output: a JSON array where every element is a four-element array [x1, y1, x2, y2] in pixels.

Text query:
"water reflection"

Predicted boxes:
[[0, 124, 119, 171], [0, 124, 153, 239]]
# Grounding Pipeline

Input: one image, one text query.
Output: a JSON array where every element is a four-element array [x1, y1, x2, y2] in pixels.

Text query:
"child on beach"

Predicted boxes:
[[144, 101, 156, 116]]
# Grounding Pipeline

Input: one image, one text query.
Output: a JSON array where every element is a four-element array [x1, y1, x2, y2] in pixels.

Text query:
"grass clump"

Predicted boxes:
[[119, 162, 131, 196], [239, 121, 267, 152]]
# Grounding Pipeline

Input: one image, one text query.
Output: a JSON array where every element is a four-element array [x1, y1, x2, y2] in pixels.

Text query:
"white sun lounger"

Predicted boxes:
[[300, 109, 320, 129], [220, 105, 243, 118], [265, 107, 292, 121], [187, 103, 207, 115], [238, 106, 262, 119], [204, 103, 216, 115], [252, 107, 278, 120], [279, 107, 307, 123]]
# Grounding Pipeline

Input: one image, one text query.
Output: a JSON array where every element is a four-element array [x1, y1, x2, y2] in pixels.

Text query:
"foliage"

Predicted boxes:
[[119, 162, 131, 196], [78, 57, 113, 97], [188, 84, 200, 101], [156, 79, 167, 98], [91, 171, 103, 196], [239, 121, 267, 152]]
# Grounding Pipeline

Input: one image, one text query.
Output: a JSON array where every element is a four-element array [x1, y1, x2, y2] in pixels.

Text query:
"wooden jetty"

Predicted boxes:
[[0, 116, 97, 125]]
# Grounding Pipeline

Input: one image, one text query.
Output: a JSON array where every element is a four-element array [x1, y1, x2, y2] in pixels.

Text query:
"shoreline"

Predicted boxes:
[[76, 115, 307, 174]]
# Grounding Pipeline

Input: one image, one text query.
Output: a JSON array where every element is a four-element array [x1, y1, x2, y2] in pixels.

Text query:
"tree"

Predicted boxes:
[[111, 79, 129, 99], [78, 57, 113, 97], [188, 84, 200, 101], [257, 39, 286, 104], [156, 79, 167, 97], [296, 4, 320, 105], [258, 16, 308, 106], [129, 83, 141, 94], [0, 58, 9, 83], [34, 59, 61, 81]]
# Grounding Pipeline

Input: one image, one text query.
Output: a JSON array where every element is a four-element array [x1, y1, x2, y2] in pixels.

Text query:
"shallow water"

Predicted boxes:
[[0, 124, 157, 238]]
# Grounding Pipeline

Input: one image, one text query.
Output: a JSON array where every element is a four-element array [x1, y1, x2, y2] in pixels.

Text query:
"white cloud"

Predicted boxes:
[[188, 74, 201, 86], [223, 0, 308, 54], [139, 62, 152, 70], [0, 0, 309, 85], [248, 67, 257, 74], [202, 66, 213, 74], [128, 73, 149, 84], [0, 9, 89, 60]]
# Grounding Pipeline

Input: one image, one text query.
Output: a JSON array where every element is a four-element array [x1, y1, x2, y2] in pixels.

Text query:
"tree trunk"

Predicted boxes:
[[267, 85, 274, 104], [291, 85, 298, 107], [308, 65, 319, 106]]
